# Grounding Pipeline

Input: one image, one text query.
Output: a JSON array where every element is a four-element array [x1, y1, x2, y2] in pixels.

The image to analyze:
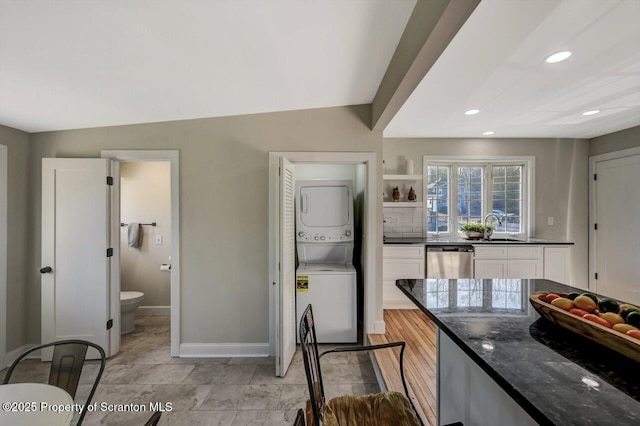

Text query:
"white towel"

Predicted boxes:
[[128, 223, 143, 248]]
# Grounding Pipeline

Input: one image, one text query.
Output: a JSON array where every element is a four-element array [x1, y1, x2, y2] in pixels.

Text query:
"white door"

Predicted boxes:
[[275, 157, 296, 377], [593, 153, 640, 304], [41, 158, 111, 360]]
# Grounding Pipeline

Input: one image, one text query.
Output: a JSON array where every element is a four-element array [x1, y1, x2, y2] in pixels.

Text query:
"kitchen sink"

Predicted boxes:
[[483, 238, 522, 242]]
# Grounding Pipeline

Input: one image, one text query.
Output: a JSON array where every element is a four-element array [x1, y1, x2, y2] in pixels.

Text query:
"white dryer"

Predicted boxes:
[[295, 179, 357, 343]]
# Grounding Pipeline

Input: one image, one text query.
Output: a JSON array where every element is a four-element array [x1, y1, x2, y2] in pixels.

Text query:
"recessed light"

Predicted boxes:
[[582, 110, 600, 116], [483, 131, 494, 136], [465, 109, 480, 115], [545, 51, 572, 63]]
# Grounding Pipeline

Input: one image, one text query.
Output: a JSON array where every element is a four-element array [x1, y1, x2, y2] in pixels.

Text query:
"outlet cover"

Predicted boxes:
[[547, 217, 554, 226]]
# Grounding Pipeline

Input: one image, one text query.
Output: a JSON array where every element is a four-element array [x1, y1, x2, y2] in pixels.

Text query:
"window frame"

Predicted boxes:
[[423, 156, 535, 237]]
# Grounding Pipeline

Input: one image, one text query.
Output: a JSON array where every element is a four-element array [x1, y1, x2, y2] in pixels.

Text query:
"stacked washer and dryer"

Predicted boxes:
[[295, 179, 357, 343]]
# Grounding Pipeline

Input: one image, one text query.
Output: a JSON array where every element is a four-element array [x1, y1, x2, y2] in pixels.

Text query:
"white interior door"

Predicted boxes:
[[41, 158, 111, 360], [276, 157, 296, 377], [594, 153, 640, 304]]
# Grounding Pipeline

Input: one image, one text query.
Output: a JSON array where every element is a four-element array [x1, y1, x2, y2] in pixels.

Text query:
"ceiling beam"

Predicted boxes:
[[371, 0, 480, 131]]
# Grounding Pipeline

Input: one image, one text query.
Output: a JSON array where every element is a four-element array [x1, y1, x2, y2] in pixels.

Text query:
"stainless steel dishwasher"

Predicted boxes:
[[426, 246, 474, 278]]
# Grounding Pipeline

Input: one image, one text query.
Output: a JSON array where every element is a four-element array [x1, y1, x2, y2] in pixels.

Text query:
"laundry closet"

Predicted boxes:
[[293, 164, 366, 343]]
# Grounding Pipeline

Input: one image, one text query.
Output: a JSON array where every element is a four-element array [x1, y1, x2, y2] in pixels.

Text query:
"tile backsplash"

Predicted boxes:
[[383, 206, 424, 238]]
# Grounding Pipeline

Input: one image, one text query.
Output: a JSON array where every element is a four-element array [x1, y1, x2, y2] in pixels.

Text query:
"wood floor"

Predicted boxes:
[[368, 309, 438, 426]]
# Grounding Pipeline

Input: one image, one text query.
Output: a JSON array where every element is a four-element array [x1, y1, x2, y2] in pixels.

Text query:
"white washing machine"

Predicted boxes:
[[295, 179, 357, 343], [295, 263, 357, 343]]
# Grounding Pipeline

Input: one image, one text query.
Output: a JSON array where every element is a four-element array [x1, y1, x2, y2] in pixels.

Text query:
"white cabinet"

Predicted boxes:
[[438, 330, 538, 426], [543, 246, 572, 285], [383, 245, 424, 309], [474, 246, 543, 279]]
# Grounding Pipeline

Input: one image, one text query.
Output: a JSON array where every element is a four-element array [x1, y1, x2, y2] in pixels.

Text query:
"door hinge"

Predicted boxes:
[[106, 319, 113, 330], [593, 173, 597, 181], [107, 176, 114, 185], [595, 273, 598, 280], [107, 248, 113, 257], [594, 223, 598, 230]]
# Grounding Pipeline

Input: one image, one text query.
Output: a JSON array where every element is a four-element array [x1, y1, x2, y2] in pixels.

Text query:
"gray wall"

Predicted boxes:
[[27, 105, 382, 345], [120, 162, 171, 308], [589, 125, 640, 156], [383, 137, 590, 286], [0, 125, 30, 353]]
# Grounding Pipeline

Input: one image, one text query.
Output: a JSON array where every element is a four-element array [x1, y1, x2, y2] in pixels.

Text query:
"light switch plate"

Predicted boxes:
[[547, 217, 554, 226], [155, 235, 163, 245]]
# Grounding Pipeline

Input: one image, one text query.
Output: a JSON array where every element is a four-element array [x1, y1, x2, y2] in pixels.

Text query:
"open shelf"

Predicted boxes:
[[383, 174, 422, 181], [383, 202, 423, 208]]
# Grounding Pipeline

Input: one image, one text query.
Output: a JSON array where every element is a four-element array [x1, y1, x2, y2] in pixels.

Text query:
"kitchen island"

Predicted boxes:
[[396, 278, 640, 425]]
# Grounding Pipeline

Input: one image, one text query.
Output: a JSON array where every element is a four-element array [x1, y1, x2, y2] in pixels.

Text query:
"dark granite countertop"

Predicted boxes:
[[396, 279, 640, 425], [383, 236, 573, 245]]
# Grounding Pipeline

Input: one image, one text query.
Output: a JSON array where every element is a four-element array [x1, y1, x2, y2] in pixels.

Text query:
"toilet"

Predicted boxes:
[[120, 291, 145, 334]]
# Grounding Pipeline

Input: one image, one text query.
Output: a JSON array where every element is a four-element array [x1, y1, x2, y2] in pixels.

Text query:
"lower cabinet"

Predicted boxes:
[[438, 330, 538, 426], [543, 246, 571, 285], [474, 246, 543, 279], [383, 245, 424, 309]]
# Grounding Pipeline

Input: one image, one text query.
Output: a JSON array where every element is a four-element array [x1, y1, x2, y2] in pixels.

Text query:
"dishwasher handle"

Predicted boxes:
[[427, 245, 474, 253]]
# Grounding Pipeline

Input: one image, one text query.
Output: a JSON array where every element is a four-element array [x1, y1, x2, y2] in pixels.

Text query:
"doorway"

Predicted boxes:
[[589, 146, 640, 304], [101, 150, 180, 357], [268, 151, 381, 377], [119, 161, 172, 347]]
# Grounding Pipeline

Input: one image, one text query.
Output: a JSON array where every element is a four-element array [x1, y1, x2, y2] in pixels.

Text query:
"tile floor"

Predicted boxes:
[[1, 316, 379, 425]]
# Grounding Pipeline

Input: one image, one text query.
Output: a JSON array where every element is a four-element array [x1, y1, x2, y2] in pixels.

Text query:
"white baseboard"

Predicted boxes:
[[179, 343, 270, 358], [6, 344, 38, 366], [373, 320, 386, 334], [137, 306, 170, 316], [383, 301, 419, 310]]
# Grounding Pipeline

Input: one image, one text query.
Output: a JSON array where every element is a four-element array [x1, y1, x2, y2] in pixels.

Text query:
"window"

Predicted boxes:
[[424, 158, 531, 236]]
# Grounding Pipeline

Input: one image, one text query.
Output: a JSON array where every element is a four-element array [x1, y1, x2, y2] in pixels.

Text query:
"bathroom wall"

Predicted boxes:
[[120, 161, 171, 312]]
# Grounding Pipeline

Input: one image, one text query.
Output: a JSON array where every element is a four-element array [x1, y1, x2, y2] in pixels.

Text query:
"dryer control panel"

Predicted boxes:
[[297, 229, 353, 242]]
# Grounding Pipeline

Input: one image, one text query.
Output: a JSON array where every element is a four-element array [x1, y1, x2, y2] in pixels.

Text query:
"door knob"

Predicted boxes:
[[40, 266, 53, 274]]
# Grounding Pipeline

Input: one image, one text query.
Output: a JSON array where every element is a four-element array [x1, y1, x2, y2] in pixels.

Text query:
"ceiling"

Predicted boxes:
[[385, 0, 640, 139], [2, 0, 638, 139], [0, 0, 415, 132]]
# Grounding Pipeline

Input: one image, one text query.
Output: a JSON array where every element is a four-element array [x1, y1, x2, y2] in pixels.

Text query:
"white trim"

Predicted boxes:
[[268, 151, 379, 357], [373, 320, 386, 334], [101, 150, 180, 357], [588, 146, 640, 291], [422, 155, 535, 237], [137, 306, 171, 316], [6, 344, 38, 366], [0, 145, 7, 369], [179, 343, 270, 358]]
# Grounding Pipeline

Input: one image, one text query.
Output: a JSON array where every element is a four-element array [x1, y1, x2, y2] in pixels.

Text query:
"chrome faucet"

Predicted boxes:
[[483, 213, 503, 240]]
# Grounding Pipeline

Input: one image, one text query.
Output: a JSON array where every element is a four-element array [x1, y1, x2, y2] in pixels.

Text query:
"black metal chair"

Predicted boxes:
[[144, 411, 162, 426], [293, 408, 305, 426], [2, 339, 106, 425], [299, 304, 423, 426]]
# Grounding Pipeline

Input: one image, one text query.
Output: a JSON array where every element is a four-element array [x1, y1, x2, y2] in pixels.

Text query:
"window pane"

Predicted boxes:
[[456, 166, 483, 231], [492, 165, 523, 233], [426, 166, 449, 233]]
